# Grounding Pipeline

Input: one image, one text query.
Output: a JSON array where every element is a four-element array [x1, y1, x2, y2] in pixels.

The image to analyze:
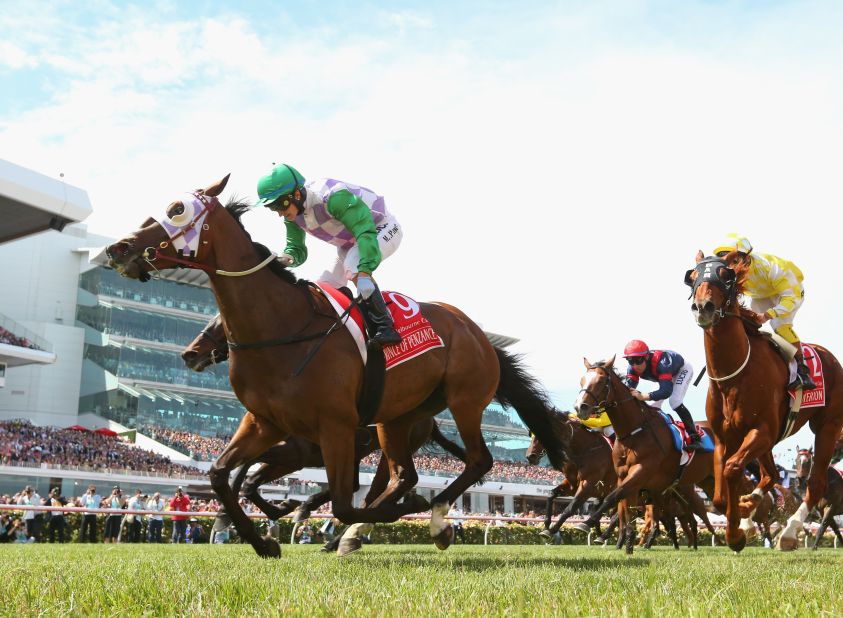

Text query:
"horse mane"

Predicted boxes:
[[223, 198, 298, 286]]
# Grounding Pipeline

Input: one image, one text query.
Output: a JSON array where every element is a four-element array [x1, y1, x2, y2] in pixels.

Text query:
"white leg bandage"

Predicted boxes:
[[430, 502, 450, 537]]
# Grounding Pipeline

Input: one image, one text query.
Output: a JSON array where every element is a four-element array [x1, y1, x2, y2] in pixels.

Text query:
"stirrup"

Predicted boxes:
[[373, 328, 402, 346], [683, 437, 703, 452]]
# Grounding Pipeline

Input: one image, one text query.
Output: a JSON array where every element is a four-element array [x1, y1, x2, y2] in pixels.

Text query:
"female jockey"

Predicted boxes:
[[622, 340, 703, 452], [255, 163, 402, 346], [713, 234, 815, 389]]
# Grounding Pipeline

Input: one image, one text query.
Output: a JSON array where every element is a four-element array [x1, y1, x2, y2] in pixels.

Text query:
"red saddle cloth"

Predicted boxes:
[[788, 344, 826, 408], [317, 283, 444, 369], [671, 421, 708, 447]]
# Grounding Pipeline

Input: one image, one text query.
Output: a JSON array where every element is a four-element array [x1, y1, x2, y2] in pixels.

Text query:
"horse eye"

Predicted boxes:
[[167, 203, 185, 218]]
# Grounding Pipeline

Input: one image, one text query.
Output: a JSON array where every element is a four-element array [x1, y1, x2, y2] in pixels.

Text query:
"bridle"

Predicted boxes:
[[111, 191, 279, 278], [198, 317, 229, 364], [578, 366, 659, 446], [685, 256, 752, 382]]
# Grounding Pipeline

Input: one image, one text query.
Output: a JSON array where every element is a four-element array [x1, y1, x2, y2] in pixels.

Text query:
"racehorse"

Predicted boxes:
[[573, 357, 716, 554], [686, 251, 843, 551], [525, 412, 616, 539], [739, 461, 800, 547], [639, 487, 722, 550], [182, 312, 467, 551], [811, 466, 843, 549], [105, 176, 568, 558], [794, 448, 813, 495]]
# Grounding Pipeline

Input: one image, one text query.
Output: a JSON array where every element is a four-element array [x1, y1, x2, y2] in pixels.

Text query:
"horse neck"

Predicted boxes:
[[602, 371, 648, 437], [569, 422, 601, 456], [205, 213, 311, 344], [703, 315, 749, 382]]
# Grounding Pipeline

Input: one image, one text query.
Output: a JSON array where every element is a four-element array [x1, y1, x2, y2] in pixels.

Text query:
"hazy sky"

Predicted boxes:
[[3, 0, 842, 464]]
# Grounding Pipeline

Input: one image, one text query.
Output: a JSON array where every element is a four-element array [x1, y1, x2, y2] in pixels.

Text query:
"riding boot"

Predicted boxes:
[[673, 404, 703, 452], [791, 349, 817, 390], [361, 281, 402, 346]]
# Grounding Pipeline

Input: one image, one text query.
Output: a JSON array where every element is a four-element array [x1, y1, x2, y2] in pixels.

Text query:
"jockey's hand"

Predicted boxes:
[[355, 273, 376, 299], [756, 311, 772, 324], [278, 254, 294, 267], [631, 390, 647, 401]]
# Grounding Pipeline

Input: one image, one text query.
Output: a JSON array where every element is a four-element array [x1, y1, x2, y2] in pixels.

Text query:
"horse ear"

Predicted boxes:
[[583, 357, 592, 369], [203, 174, 231, 197], [605, 354, 616, 369], [695, 250, 704, 263]]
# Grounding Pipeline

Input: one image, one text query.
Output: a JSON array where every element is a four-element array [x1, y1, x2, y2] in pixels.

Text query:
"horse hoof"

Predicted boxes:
[[257, 536, 281, 559], [728, 534, 747, 553], [433, 524, 454, 551], [625, 547, 634, 556], [572, 522, 591, 534], [337, 537, 363, 557], [291, 506, 311, 524], [776, 536, 799, 552]]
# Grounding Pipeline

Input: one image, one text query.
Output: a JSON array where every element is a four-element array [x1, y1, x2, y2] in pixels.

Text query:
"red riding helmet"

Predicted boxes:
[[623, 340, 650, 358]]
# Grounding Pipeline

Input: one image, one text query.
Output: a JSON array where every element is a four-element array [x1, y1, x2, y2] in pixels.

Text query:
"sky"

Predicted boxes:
[[3, 0, 843, 465]]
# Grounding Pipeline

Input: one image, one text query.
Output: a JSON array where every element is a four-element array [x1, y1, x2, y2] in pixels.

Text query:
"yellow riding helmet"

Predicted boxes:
[[713, 233, 753, 257]]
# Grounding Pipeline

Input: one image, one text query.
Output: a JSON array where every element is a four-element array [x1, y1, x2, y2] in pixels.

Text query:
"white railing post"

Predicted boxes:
[[587, 531, 593, 547], [484, 521, 492, 545], [290, 522, 299, 545]]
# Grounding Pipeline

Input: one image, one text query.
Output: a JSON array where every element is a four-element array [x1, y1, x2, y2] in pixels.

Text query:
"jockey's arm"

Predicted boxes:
[[767, 270, 802, 319], [327, 190, 382, 274], [283, 220, 308, 267]]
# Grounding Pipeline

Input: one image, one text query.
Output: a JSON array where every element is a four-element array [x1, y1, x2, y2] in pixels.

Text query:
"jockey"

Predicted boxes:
[[574, 411, 615, 440], [622, 340, 704, 452], [256, 164, 402, 346], [713, 234, 815, 389]]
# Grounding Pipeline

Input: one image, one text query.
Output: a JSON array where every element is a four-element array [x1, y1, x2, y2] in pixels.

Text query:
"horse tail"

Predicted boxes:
[[494, 348, 567, 470], [430, 421, 467, 463]]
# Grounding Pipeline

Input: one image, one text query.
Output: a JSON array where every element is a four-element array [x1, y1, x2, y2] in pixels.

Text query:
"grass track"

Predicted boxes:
[[0, 544, 841, 617]]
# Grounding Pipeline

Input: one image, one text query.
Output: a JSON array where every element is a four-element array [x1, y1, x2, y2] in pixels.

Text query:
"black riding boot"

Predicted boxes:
[[362, 282, 402, 346], [673, 404, 703, 452], [791, 350, 817, 390]]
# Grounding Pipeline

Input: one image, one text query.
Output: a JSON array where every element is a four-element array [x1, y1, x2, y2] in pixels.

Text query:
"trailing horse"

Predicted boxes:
[[686, 251, 843, 551], [811, 466, 843, 550], [106, 176, 567, 558], [573, 357, 716, 554], [182, 312, 467, 553]]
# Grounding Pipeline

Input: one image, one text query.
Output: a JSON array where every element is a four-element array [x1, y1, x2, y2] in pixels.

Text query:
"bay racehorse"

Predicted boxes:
[[811, 466, 843, 549], [105, 175, 568, 558], [525, 412, 616, 539], [573, 357, 715, 554], [687, 251, 843, 551], [182, 312, 467, 552], [794, 448, 813, 495]]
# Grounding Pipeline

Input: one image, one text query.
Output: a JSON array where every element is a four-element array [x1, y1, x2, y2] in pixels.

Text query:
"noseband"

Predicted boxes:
[[685, 256, 739, 322]]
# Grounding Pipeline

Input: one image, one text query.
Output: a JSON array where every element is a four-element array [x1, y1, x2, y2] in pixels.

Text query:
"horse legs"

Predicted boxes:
[[213, 461, 253, 533], [779, 424, 841, 551], [597, 510, 619, 544], [712, 442, 727, 514], [208, 412, 286, 558], [336, 452, 393, 554], [829, 511, 843, 546], [428, 401, 493, 551], [546, 481, 593, 536]]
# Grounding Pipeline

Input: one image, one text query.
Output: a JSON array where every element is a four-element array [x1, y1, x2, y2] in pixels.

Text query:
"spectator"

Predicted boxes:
[[0, 514, 23, 543], [448, 505, 465, 543], [146, 492, 165, 543], [126, 489, 143, 543], [47, 488, 68, 543], [103, 487, 123, 543], [16, 486, 37, 541], [169, 487, 191, 543], [187, 518, 204, 544], [77, 484, 101, 543]]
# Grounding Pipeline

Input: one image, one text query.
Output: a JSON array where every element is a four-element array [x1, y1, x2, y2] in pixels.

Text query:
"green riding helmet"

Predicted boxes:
[[255, 163, 305, 208]]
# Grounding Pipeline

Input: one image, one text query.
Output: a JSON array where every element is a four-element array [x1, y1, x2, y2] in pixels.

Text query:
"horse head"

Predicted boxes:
[[574, 356, 617, 420], [105, 175, 232, 281], [525, 433, 545, 465], [182, 313, 228, 372], [685, 250, 740, 328]]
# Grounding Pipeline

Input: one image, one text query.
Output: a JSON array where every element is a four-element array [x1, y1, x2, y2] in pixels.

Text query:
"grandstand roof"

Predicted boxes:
[[0, 158, 93, 244]]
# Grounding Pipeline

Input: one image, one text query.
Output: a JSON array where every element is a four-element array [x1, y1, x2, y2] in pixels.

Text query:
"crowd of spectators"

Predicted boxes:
[[141, 425, 231, 461], [0, 420, 205, 477], [0, 326, 42, 350], [0, 484, 223, 544], [360, 452, 563, 485]]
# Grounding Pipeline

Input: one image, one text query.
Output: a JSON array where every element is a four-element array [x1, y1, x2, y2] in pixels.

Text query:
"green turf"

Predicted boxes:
[[0, 544, 840, 617]]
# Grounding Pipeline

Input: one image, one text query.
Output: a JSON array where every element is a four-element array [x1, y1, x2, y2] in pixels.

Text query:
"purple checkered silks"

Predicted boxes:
[[294, 178, 389, 249], [159, 196, 209, 256]]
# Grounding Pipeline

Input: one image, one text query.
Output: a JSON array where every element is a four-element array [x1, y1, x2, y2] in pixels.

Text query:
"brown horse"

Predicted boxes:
[[182, 312, 467, 549], [739, 461, 800, 547], [794, 448, 814, 495], [811, 467, 843, 549], [573, 358, 715, 554], [105, 176, 567, 558], [687, 251, 843, 551], [525, 412, 617, 539]]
